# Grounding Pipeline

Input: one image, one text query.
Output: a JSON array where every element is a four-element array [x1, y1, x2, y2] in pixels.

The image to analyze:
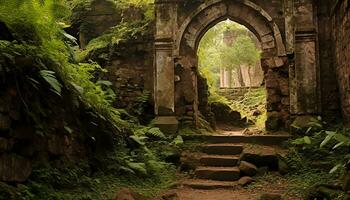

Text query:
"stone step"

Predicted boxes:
[[195, 166, 240, 181], [200, 155, 240, 167], [202, 144, 243, 155], [184, 135, 290, 146], [181, 179, 239, 190]]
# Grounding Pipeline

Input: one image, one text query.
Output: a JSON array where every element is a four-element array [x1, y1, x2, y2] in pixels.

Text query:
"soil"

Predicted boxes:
[[156, 174, 302, 200]]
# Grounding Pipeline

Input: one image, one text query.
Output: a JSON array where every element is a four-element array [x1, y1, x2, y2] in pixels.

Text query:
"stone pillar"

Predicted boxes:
[[290, 0, 321, 116], [153, 0, 178, 134]]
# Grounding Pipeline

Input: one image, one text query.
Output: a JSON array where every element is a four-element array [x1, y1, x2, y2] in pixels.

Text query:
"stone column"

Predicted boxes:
[[153, 0, 178, 134], [290, 0, 321, 116]]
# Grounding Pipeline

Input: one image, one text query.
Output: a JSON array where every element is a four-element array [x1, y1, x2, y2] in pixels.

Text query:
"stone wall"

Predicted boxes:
[[0, 85, 88, 183], [218, 87, 264, 102], [78, 0, 155, 118], [107, 36, 154, 117], [317, 0, 341, 122], [331, 0, 350, 125]]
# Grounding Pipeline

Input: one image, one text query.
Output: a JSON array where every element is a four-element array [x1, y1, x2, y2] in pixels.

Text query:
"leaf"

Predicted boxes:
[[320, 131, 336, 148], [126, 162, 147, 175], [172, 135, 184, 146], [329, 164, 343, 174], [303, 136, 311, 144], [40, 70, 62, 96], [70, 82, 84, 94], [146, 128, 166, 139], [97, 80, 113, 86], [130, 135, 147, 145], [333, 142, 344, 149]]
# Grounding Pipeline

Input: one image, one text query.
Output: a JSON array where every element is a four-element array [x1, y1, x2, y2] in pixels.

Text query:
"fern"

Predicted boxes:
[[40, 70, 62, 96], [146, 127, 166, 139]]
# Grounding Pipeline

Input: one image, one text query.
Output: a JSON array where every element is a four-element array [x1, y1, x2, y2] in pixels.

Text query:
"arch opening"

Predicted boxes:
[[197, 20, 267, 131]]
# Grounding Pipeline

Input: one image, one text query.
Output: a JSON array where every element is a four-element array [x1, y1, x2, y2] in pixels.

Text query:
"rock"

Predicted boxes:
[[238, 176, 254, 186], [257, 193, 283, 200], [161, 190, 179, 200], [278, 156, 289, 175], [239, 161, 258, 176], [291, 115, 321, 134], [114, 187, 144, 200], [0, 114, 11, 131], [256, 167, 269, 176], [210, 102, 245, 126], [241, 152, 279, 171], [180, 151, 201, 172], [307, 184, 342, 200], [0, 153, 32, 182], [252, 109, 261, 116]]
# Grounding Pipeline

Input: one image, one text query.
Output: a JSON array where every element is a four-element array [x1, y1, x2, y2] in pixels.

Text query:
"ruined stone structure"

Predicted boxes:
[[75, 0, 349, 133], [153, 0, 322, 131]]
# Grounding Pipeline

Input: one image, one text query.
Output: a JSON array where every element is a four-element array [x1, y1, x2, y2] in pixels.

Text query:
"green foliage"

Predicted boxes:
[[77, 21, 150, 61], [39, 70, 62, 96], [230, 88, 267, 128], [198, 20, 261, 92], [0, 0, 130, 132]]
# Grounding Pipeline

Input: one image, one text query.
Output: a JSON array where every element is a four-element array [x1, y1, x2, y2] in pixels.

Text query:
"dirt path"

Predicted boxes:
[[157, 175, 302, 200]]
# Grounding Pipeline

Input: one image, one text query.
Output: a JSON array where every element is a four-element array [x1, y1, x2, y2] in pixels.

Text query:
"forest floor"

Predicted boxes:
[[153, 125, 302, 200], [155, 172, 302, 200]]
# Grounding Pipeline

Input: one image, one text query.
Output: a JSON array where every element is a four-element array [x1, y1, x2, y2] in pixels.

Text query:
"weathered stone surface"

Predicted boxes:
[[210, 102, 244, 126], [180, 151, 201, 172], [0, 114, 11, 131], [48, 134, 66, 155], [0, 154, 32, 182], [0, 138, 13, 153], [241, 151, 279, 170], [239, 161, 258, 176], [238, 176, 254, 187], [256, 166, 269, 176]]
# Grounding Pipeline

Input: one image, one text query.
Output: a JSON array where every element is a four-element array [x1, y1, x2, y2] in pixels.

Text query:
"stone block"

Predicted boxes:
[[152, 116, 179, 134], [0, 138, 13, 153], [0, 153, 32, 182], [239, 161, 258, 176], [0, 114, 11, 131]]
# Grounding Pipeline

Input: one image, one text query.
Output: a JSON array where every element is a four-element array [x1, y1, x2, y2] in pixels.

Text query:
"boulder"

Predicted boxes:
[[241, 152, 279, 171], [291, 115, 321, 134], [210, 102, 245, 126], [239, 161, 258, 176], [0, 154, 32, 182], [256, 167, 269, 177], [307, 184, 342, 200], [257, 193, 282, 200], [238, 176, 254, 187]]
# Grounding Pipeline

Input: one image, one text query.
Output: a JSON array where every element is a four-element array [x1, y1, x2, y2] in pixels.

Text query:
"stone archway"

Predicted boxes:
[[154, 0, 292, 133]]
